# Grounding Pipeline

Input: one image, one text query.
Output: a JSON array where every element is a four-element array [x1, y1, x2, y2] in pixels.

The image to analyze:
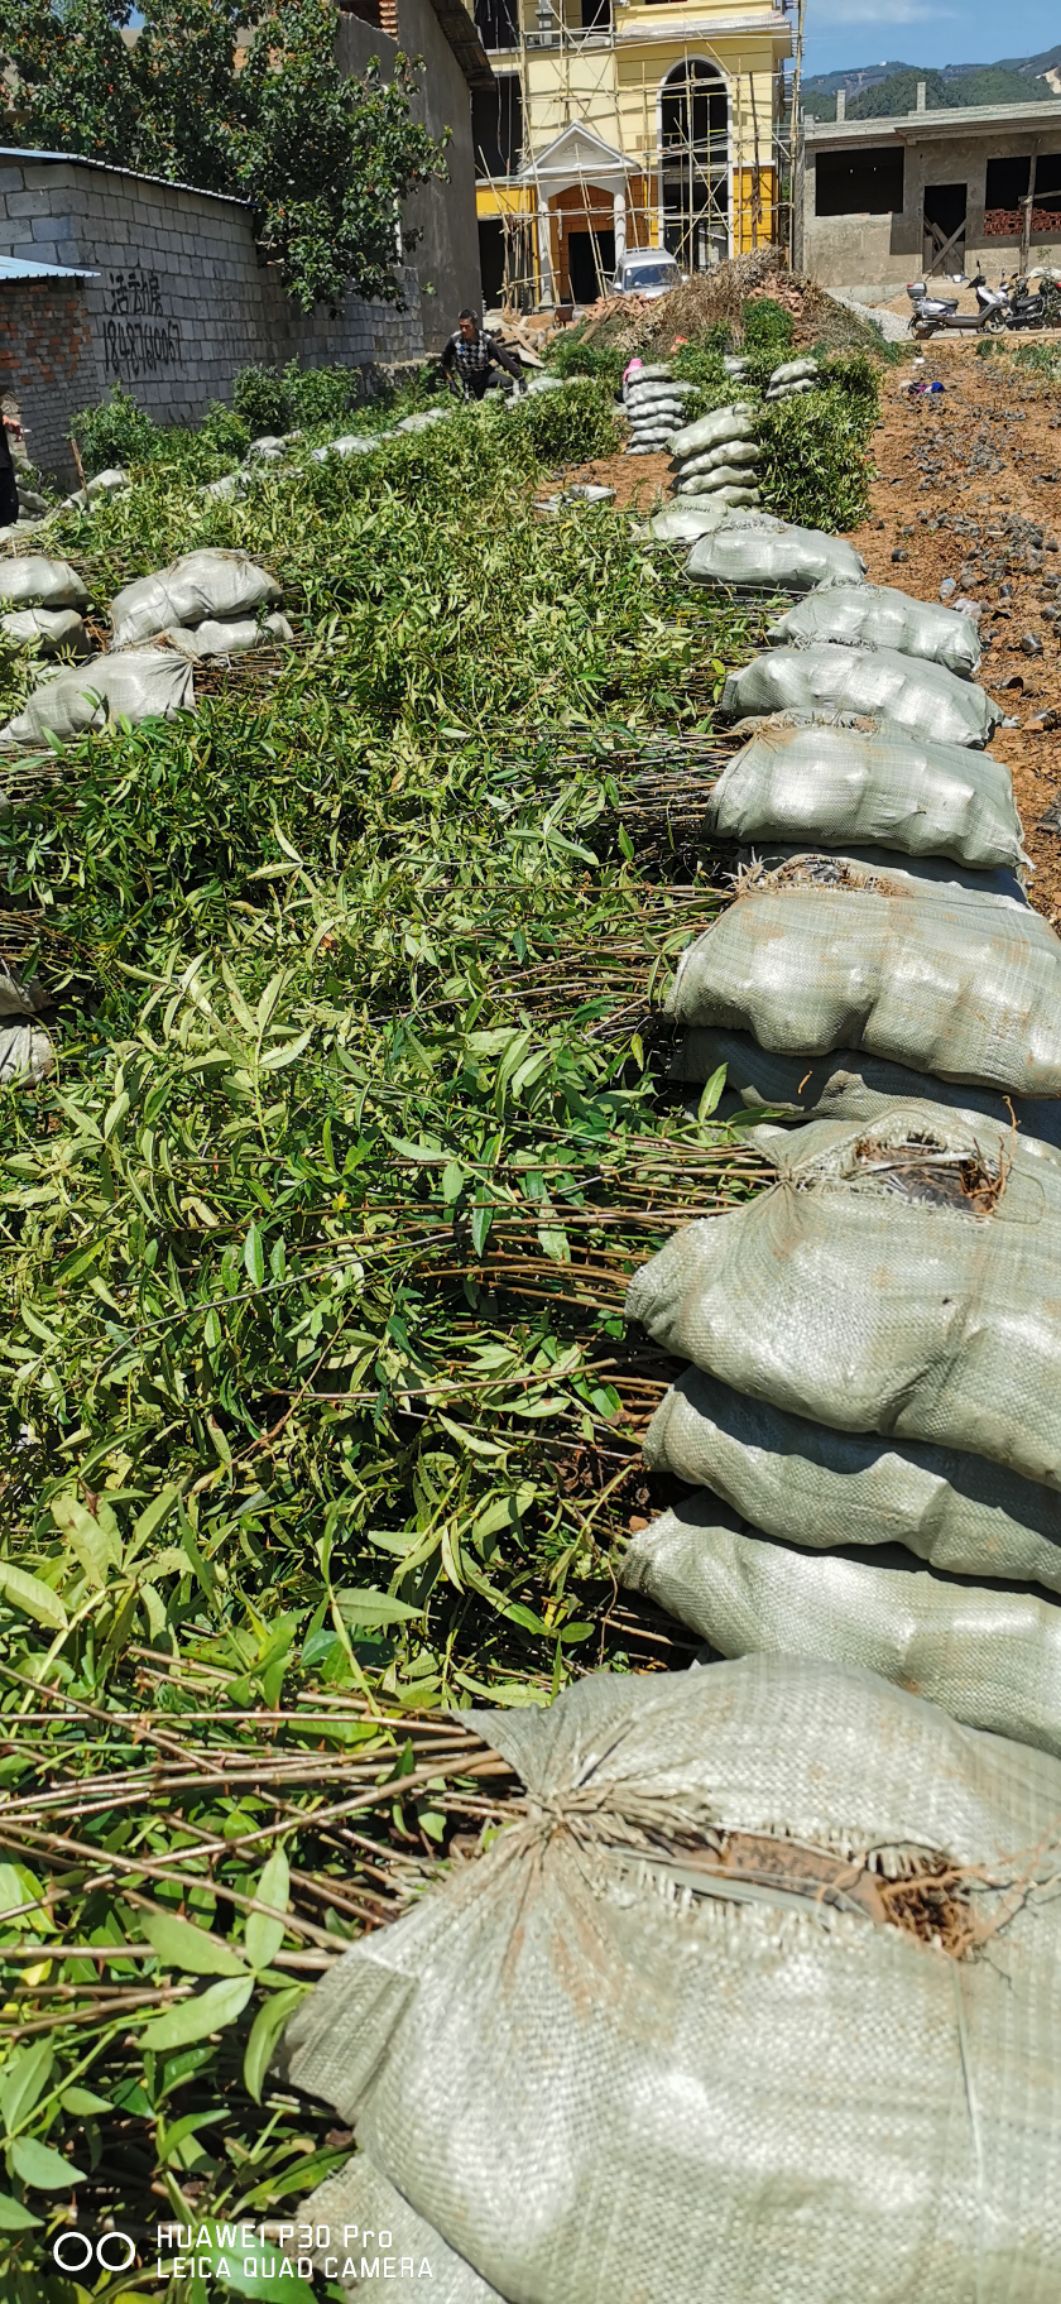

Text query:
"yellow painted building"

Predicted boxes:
[[471, 0, 793, 305]]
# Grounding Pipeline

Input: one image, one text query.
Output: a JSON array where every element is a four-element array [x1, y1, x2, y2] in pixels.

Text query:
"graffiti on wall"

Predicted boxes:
[[101, 269, 183, 378]]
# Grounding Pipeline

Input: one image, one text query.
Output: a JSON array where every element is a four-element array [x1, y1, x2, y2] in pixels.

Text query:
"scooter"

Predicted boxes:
[[906, 273, 1010, 339], [1005, 274, 1061, 331]]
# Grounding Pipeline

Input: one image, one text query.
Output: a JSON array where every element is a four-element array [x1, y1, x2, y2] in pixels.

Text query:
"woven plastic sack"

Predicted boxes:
[[309, 434, 378, 462], [627, 1101, 1061, 1487], [678, 466, 761, 498], [0, 1016, 53, 1086], [770, 356, 820, 385], [642, 1357, 1061, 1594], [671, 402, 755, 459], [671, 1022, 1061, 1147], [0, 649, 195, 747], [162, 612, 293, 660], [690, 528, 866, 595], [765, 378, 815, 400], [302, 2163, 501, 2302], [110, 551, 281, 647], [0, 608, 89, 657], [645, 505, 783, 543], [768, 584, 981, 679], [675, 439, 761, 482], [624, 1497, 1061, 1758], [670, 855, 1061, 1090], [723, 643, 1001, 748], [704, 720, 1024, 870], [281, 1654, 1061, 2304], [0, 556, 88, 612]]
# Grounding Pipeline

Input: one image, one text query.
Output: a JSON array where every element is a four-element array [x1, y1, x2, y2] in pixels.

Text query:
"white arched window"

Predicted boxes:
[[659, 61, 729, 271]]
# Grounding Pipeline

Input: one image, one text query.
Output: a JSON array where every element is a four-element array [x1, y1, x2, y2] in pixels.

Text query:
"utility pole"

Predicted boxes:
[[789, 0, 806, 269]]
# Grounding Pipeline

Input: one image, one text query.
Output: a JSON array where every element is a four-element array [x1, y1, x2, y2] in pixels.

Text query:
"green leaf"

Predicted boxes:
[[696, 1063, 729, 1122], [0, 1563, 67, 1631], [142, 1908, 248, 1978], [7, 2136, 85, 2191], [243, 1222, 266, 1288], [0, 2044, 53, 2135], [139, 1973, 254, 2048], [242, 1984, 305, 2104], [59, 2086, 113, 2115], [50, 1493, 122, 1587], [0, 2193, 42, 2230], [334, 1587, 424, 1629], [245, 1847, 290, 1972], [191, 2226, 316, 2303], [131, 1483, 181, 1548]]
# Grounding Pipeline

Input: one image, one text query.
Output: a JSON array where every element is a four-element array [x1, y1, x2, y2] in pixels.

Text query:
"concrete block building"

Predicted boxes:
[[797, 94, 1061, 297]]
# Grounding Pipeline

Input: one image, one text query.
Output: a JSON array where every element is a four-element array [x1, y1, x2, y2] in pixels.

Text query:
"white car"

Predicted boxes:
[[611, 252, 685, 300]]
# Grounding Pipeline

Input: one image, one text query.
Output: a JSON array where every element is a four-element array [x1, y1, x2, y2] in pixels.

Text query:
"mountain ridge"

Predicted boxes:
[[803, 44, 1061, 123]]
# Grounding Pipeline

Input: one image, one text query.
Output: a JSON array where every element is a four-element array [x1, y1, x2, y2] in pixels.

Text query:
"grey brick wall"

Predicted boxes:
[[0, 155, 427, 477]]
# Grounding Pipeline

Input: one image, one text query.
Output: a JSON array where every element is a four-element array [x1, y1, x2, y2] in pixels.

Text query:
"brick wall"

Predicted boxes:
[[0, 154, 429, 480]]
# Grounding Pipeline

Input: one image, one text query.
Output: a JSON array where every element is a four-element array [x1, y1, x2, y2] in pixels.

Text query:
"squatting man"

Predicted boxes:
[[441, 307, 524, 401]]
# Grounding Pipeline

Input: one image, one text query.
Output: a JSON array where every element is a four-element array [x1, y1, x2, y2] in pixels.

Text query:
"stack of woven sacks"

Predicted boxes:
[[668, 399, 762, 512], [0, 554, 90, 659], [623, 544, 1061, 1765], [765, 354, 820, 403], [622, 361, 696, 456]]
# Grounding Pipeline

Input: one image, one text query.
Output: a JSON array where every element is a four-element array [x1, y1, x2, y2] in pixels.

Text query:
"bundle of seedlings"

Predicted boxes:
[[688, 520, 866, 595], [282, 1654, 1061, 2304], [765, 583, 983, 680]]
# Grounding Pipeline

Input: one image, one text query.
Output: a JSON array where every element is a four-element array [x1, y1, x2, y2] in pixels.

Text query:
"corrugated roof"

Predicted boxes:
[[0, 253, 98, 283], [0, 145, 247, 205]]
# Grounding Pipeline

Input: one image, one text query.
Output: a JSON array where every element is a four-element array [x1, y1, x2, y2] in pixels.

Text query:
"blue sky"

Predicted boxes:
[[804, 0, 1059, 79]]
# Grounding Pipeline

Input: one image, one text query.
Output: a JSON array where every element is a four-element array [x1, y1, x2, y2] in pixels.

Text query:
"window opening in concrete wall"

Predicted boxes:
[[986, 155, 1031, 209], [814, 146, 904, 218], [984, 152, 1061, 241], [660, 60, 728, 271], [474, 0, 518, 51], [473, 74, 523, 179], [579, 0, 612, 29], [923, 180, 967, 273]]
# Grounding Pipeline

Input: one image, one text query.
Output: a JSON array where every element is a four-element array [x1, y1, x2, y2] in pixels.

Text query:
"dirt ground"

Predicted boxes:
[[850, 342, 1061, 921]]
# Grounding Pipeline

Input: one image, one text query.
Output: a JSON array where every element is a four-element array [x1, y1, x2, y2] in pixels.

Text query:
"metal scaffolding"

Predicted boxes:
[[472, 3, 796, 309]]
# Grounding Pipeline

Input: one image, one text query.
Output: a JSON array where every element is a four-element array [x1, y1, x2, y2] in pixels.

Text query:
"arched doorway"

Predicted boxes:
[[660, 61, 729, 272]]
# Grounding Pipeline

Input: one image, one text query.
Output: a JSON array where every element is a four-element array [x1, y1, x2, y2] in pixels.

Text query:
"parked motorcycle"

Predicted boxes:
[[1004, 274, 1061, 331], [906, 273, 1010, 339]]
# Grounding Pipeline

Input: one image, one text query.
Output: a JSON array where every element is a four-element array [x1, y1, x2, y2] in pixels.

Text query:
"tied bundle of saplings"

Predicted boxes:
[[0, 552, 90, 658], [0, 958, 52, 1087], [668, 400, 763, 510], [279, 1656, 1061, 2304], [623, 1104, 1061, 1751], [672, 1022, 1061, 1147], [0, 646, 196, 748]]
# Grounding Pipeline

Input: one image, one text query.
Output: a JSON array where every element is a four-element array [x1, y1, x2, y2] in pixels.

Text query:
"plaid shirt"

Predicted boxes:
[[443, 328, 507, 381]]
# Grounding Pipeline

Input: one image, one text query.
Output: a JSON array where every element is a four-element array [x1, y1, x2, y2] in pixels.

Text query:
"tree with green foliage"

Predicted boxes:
[[0, 0, 447, 311]]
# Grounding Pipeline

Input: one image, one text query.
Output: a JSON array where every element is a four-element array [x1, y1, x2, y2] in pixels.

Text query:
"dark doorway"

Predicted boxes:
[[923, 181, 967, 274], [567, 229, 615, 304], [478, 221, 505, 308]]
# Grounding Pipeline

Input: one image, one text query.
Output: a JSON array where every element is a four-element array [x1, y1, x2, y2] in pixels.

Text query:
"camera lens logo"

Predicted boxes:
[[52, 2230, 138, 2273]]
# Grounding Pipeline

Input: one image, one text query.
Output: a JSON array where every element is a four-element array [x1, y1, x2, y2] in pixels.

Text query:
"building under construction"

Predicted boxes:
[[471, 0, 794, 308]]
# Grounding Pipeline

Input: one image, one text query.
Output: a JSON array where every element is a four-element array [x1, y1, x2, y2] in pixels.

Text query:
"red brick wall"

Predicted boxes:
[[0, 279, 98, 484]]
